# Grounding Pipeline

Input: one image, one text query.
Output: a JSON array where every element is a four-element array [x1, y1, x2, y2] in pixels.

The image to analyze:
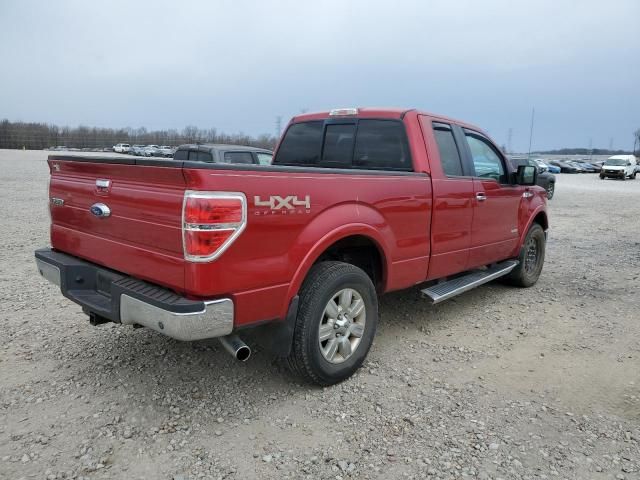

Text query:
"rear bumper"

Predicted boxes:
[[35, 248, 233, 341]]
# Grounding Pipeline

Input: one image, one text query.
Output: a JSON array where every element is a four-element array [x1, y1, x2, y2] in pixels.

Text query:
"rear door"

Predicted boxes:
[[460, 129, 522, 268], [421, 118, 474, 279]]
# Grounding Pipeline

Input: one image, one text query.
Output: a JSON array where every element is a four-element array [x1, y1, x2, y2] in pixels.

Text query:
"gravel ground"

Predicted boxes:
[[1, 149, 639, 480]]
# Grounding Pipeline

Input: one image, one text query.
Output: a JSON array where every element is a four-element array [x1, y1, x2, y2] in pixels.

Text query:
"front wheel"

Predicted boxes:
[[286, 261, 378, 386], [504, 223, 546, 287], [546, 182, 555, 200]]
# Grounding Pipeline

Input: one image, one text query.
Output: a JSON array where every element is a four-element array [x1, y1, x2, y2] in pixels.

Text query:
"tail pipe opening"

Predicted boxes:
[[218, 335, 251, 362]]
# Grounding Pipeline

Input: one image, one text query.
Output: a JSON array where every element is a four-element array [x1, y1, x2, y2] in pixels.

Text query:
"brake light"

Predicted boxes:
[[182, 191, 247, 262]]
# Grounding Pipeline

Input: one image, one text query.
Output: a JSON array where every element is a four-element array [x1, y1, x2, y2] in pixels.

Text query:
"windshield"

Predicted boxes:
[[605, 159, 627, 166]]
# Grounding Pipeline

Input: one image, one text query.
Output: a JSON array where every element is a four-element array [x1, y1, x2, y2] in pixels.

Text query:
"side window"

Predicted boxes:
[[173, 149, 188, 161], [464, 133, 506, 182], [197, 151, 213, 162], [223, 151, 255, 164], [353, 120, 411, 171], [432, 123, 463, 177], [256, 153, 273, 165], [322, 124, 356, 165], [273, 121, 323, 166], [187, 150, 213, 162]]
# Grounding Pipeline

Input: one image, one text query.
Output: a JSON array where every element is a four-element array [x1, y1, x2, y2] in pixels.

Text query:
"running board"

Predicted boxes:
[[421, 260, 518, 304]]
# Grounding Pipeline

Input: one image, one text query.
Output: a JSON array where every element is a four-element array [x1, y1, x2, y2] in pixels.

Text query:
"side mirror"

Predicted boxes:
[[515, 165, 537, 185], [626, 162, 632, 166]]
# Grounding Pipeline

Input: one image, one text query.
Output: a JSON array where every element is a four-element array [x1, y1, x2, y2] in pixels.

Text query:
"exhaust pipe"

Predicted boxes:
[[219, 335, 251, 362]]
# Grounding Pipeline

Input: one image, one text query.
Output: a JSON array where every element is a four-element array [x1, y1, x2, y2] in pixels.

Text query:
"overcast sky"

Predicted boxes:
[[1, 0, 638, 151]]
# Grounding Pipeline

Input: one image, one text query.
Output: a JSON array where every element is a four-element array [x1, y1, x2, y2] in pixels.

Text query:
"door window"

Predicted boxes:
[[433, 123, 463, 176], [173, 149, 188, 160], [464, 133, 506, 182], [223, 151, 255, 164], [256, 152, 273, 165]]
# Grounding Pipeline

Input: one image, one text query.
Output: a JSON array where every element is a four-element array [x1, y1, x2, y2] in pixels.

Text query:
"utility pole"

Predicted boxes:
[[588, 137, 593, 162], [527, 108, 535, 160], [275, 116, 282, 139], [507, 128, 513, 154]]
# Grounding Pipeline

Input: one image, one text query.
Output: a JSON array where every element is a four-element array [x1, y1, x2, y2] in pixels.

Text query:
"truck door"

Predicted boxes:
[[460, 129, 521, 268], [421, 118, 474, 280]]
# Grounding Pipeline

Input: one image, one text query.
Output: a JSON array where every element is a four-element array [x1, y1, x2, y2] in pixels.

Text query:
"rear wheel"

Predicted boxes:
[[286, 261, 378, 386], [504, 224, 546, 287]]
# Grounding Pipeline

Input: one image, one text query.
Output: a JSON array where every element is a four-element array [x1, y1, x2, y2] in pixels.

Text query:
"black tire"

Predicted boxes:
[[632, 172, 637, 180], [504, 223, 546, 288], [546, 182, 555, 200], [600, 175, 605, 180], [286, 261, 378, 386]]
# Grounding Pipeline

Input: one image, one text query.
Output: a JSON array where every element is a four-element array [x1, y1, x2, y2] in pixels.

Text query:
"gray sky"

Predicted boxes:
[[1, 0, 638, 151]]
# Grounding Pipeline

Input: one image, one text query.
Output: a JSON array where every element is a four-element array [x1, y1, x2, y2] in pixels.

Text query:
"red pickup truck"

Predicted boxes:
[[35, 108, 548, 385]]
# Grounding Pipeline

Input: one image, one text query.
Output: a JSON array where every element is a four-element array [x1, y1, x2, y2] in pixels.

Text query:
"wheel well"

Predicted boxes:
[[533, 211, 548, 231], [314, 235, 385, 291]]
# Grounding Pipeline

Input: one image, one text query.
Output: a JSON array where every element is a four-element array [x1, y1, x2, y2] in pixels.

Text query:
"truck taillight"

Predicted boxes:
[[182, 191, 247, 262]]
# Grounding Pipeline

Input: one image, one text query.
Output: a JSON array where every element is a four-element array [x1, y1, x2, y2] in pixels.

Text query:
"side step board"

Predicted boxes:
[[421, 260, 518, 304]]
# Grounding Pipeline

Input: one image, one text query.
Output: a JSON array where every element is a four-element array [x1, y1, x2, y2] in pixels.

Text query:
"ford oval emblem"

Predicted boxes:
[[90, 203, 111, 218]]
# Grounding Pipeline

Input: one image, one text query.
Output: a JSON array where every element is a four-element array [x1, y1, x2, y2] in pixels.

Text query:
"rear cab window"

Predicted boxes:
[[273, 118, 412, 171]]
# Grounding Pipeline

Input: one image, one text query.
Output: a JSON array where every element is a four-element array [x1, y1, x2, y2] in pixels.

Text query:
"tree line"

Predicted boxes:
[[0, 119, 278, 151]]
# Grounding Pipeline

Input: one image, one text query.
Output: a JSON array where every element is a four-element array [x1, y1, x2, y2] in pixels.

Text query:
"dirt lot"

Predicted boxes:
[[1, 149, 639, 480]]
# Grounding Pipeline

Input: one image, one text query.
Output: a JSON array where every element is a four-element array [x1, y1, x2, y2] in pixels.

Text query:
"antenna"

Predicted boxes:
[[527, 108, 535, 159]]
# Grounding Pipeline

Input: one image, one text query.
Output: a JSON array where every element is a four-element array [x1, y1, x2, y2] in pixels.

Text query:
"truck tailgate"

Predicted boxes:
[[48, 157, 187, 292]]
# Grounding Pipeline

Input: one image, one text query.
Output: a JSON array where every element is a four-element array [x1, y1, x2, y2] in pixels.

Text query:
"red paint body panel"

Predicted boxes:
[[46, 108, 547, 330]]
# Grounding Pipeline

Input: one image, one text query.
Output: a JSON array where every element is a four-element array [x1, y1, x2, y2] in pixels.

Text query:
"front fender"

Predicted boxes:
[[518, 198, 548, 249]]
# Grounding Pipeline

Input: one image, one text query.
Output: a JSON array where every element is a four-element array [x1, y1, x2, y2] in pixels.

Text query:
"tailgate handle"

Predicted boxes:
[[96, 179, 111, 194]]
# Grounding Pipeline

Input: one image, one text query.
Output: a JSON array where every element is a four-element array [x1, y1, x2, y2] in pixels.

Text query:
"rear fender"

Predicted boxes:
[[280, 202, 392, 319]]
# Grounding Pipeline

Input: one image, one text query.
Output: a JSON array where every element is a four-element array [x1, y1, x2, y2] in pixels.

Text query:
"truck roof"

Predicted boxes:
[[291, 107, 484, 132]]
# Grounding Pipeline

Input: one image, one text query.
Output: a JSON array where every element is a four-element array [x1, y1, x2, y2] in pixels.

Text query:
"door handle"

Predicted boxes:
[[476, 192, 487, 202], [523, 190, 533, 199]]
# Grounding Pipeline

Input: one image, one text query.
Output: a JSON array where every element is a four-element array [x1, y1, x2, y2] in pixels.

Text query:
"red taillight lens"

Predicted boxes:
[[182, 192, 246, 262], [184, 229, 234, 257], [184, 197, 243, 224]]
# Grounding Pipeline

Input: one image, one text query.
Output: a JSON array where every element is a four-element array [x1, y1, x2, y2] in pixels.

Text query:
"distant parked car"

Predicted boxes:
[[548, 160, 578, 173], [573, 161, 598, 173], [129, 145, 146, 156], [113, 143, 130, 153], [510, 158, 556, 199], [599, 155, 637, 180], [157, 146, 175, 158], [173, 144, 273, 165], [143, 145, 161, 157], [531, 158, 561, 174]]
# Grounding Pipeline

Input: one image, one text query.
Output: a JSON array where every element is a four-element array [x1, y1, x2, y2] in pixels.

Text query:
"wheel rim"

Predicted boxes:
[[318, 288, 366, 364], [524, 236, 539, 274], [547, 183, 554, 196]]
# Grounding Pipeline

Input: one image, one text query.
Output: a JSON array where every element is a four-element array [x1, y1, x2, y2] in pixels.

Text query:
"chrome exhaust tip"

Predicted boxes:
[[218, 335, 251, 362]]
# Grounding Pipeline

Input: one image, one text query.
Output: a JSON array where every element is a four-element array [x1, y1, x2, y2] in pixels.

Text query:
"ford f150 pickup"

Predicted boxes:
[[35, 107, 548, 385]]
